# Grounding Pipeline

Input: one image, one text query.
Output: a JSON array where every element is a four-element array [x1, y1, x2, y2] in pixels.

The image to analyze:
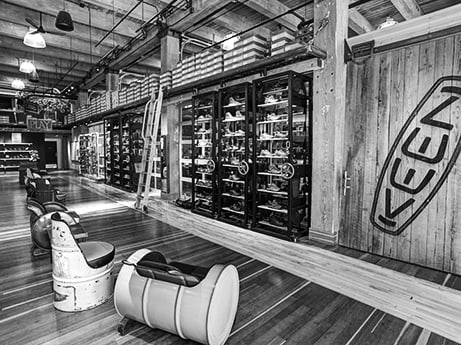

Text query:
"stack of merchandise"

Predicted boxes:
[[64, 113, 76, 124], [0, 116, 9, 124], [201, 50, 223, 79], [271, 30, 303, 55], [140, 74, 159, 98], [172, 61, 183, 87], [118, 88, 128, 105], [74, 104, 89, 121], [181, 56, 196, 85], [160, 71, 172, 89], [224, 34, 268, 71]]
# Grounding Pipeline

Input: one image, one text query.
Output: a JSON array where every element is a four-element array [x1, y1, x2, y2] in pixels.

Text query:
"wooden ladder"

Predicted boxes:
[[134, 88, 163, 212]]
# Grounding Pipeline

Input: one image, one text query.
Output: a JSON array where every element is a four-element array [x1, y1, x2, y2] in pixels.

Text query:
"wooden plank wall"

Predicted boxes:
[[340, 34, 461, 274]]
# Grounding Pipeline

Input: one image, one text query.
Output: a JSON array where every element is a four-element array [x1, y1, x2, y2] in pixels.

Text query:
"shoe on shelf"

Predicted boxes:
[[274, 131, 288, 138], [266, 183, 281, 192], [230, 201, 244, 211], [260, 149, 272, 157], [235, 110, 244, 119], [229, 189, 242, 196], [230, 158, 240, 165], [228, 97, 242, 106], [259, 132, 273, 140], [225, 112, 235, 120], [267, 199, 283, 210], [229, 173, 240, 181], [268, 164, 282, 174], [264, 95, 277, 104], [269, 213, 285, 227], [235, 129, 245, 136], [267, 113, 282, 121], [273, 149, 288, 157]]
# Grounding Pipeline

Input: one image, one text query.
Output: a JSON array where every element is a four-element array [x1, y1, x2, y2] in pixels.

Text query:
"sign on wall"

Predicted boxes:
[[370, 76, 461, 235], [27, 118, 53, 131]]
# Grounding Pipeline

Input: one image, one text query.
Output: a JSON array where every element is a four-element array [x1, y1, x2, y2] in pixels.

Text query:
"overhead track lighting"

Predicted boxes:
[[23, 27, 46, 48], [19, 60, 36, 73]]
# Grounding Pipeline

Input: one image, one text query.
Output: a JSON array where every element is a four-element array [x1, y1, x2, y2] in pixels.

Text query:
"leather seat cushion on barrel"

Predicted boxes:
[[135, 252, 207, 287], [79, 241, 115, 269]]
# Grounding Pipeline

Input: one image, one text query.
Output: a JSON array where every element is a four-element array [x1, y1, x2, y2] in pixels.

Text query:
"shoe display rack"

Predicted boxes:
[[217, 82, 252, 227], [179, 101, 193, 201], [0, 143, 33, 172], [191, 91, 218, 217], [78, 133, 102, 179], [252, 71, 312, 240]]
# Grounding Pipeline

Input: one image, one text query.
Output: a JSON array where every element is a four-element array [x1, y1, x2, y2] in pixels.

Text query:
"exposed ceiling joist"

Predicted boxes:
[[244, 0, 301, 32], [212, 10, 271, 38], [349, 8, 375, 34], [390, 0, 423, 20]]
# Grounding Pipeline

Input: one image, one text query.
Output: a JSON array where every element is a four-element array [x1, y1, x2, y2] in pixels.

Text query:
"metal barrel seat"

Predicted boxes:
[[49, 212, 115, 312], [26, 198, 84, 256], [114, 249, 240, 345], [35, 178, 66, 203]]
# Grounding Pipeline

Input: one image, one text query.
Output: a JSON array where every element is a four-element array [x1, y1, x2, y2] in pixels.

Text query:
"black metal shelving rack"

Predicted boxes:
[[252, 71, 312, 241], [217, 82, 253, 228], [191, 91, 218, 218]]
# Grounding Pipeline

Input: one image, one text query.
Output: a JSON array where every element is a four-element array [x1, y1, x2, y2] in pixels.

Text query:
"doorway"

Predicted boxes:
[[45, 141, 57, 169]]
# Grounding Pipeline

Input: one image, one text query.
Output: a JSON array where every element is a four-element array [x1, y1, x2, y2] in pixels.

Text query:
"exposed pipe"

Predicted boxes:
[[203, 1, 313, 52], [95, 0, 144, 47]]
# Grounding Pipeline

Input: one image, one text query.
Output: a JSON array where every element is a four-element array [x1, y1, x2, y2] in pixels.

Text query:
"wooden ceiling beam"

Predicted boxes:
[[106, 0, 231, 72], [390, 0, 423, 20], [3, 0, 140, 36], [244, 0, 301, 32], [348, 8, 375, 34], [212, 11, 271, 38]]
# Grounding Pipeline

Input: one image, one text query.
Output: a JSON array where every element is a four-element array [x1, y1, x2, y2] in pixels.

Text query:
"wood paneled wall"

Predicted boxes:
[[340, 34, 461, 274]]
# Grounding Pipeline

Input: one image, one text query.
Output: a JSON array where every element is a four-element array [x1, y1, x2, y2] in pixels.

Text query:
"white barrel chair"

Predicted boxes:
[[49, 212, 115, 312], [114, 249, 240, 345]]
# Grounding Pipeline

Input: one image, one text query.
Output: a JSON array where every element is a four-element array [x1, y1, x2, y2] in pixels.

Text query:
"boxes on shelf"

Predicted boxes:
[[224, 34, 268, 71], [172, 62, 183, 87], [0, 115, 9, 124], [271, 30, 295, 55], [119, 88, 128, 105], [160, 71, 172, 89]]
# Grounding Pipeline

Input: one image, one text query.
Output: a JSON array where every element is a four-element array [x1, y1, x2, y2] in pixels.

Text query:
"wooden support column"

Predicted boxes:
[[160, 32, 180, 199], [310, 0, 349, 244], [105, 71, 119, 92]]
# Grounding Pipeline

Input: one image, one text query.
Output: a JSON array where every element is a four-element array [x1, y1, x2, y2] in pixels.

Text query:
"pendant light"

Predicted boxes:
[[29, 69, 40, 83], [55, 1, 74, 32], [11, 79, 25, 90], [23, 27, 46, 48], [378, 17, 398, 30], [19, 60, 36, 73]]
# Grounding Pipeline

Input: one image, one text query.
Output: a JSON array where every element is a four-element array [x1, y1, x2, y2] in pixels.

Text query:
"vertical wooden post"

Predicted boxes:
[[160, 32, 180, 198], [310, 0, 349, 243], [105, 71, 119, 92]]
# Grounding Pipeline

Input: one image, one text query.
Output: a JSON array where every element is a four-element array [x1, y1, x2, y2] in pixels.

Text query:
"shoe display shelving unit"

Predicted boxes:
[[252, 71, 312, 241], [105, 114, 161, 192], [78, 133, 103, 180], [0, 142, 33, 173], [191, 91, 218, 217], [217, 82, 253, 227], [179, 101, 193, 201]]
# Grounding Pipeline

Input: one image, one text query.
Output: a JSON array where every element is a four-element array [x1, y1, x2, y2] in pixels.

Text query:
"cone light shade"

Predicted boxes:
[[11, 79, 25, 90], [55, 10, 74, 31], [19, 60, 36, 73], [23, 29, 46, 48], [29, 70, 40, 83]]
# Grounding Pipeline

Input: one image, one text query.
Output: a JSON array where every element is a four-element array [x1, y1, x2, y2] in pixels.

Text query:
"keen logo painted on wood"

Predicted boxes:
[[370, 76, 461, 235]]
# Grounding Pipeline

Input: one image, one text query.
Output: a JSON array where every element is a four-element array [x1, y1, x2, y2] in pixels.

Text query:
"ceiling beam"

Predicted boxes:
[[390, 0, 423, 20], [244, 0, 301, 32], [105, 0, 231, 71], [212, 11, 271, 38], [348, 8, 375, 34], [0, 68, 82, 90], [3, 0, 140, 36]]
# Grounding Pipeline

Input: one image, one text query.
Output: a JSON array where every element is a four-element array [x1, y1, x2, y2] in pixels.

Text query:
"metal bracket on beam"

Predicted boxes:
[[345, 39, 375, 62]]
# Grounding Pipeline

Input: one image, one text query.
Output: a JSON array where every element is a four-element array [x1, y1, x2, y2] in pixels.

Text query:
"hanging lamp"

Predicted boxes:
[[11, 79, 25, 90], [19, 60, 36, 73], [23, 27, 46, 48], [29, 69, 40, 83], [56, 1, 74, 31]]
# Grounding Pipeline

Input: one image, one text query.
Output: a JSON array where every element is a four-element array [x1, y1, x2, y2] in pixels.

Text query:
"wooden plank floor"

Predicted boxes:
[[0, 172, 460, 345]]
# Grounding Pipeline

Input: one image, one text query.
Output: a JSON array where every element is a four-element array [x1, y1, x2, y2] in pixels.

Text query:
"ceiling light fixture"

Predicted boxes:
[[56, 1, 74, 31], [23, 27, 46, 48], [222, 34, 240, 51], [19, 60, 36, 73], [378, 17, 398, 30], [11, 79, 25, 90], [29, 69, 40, 83]]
